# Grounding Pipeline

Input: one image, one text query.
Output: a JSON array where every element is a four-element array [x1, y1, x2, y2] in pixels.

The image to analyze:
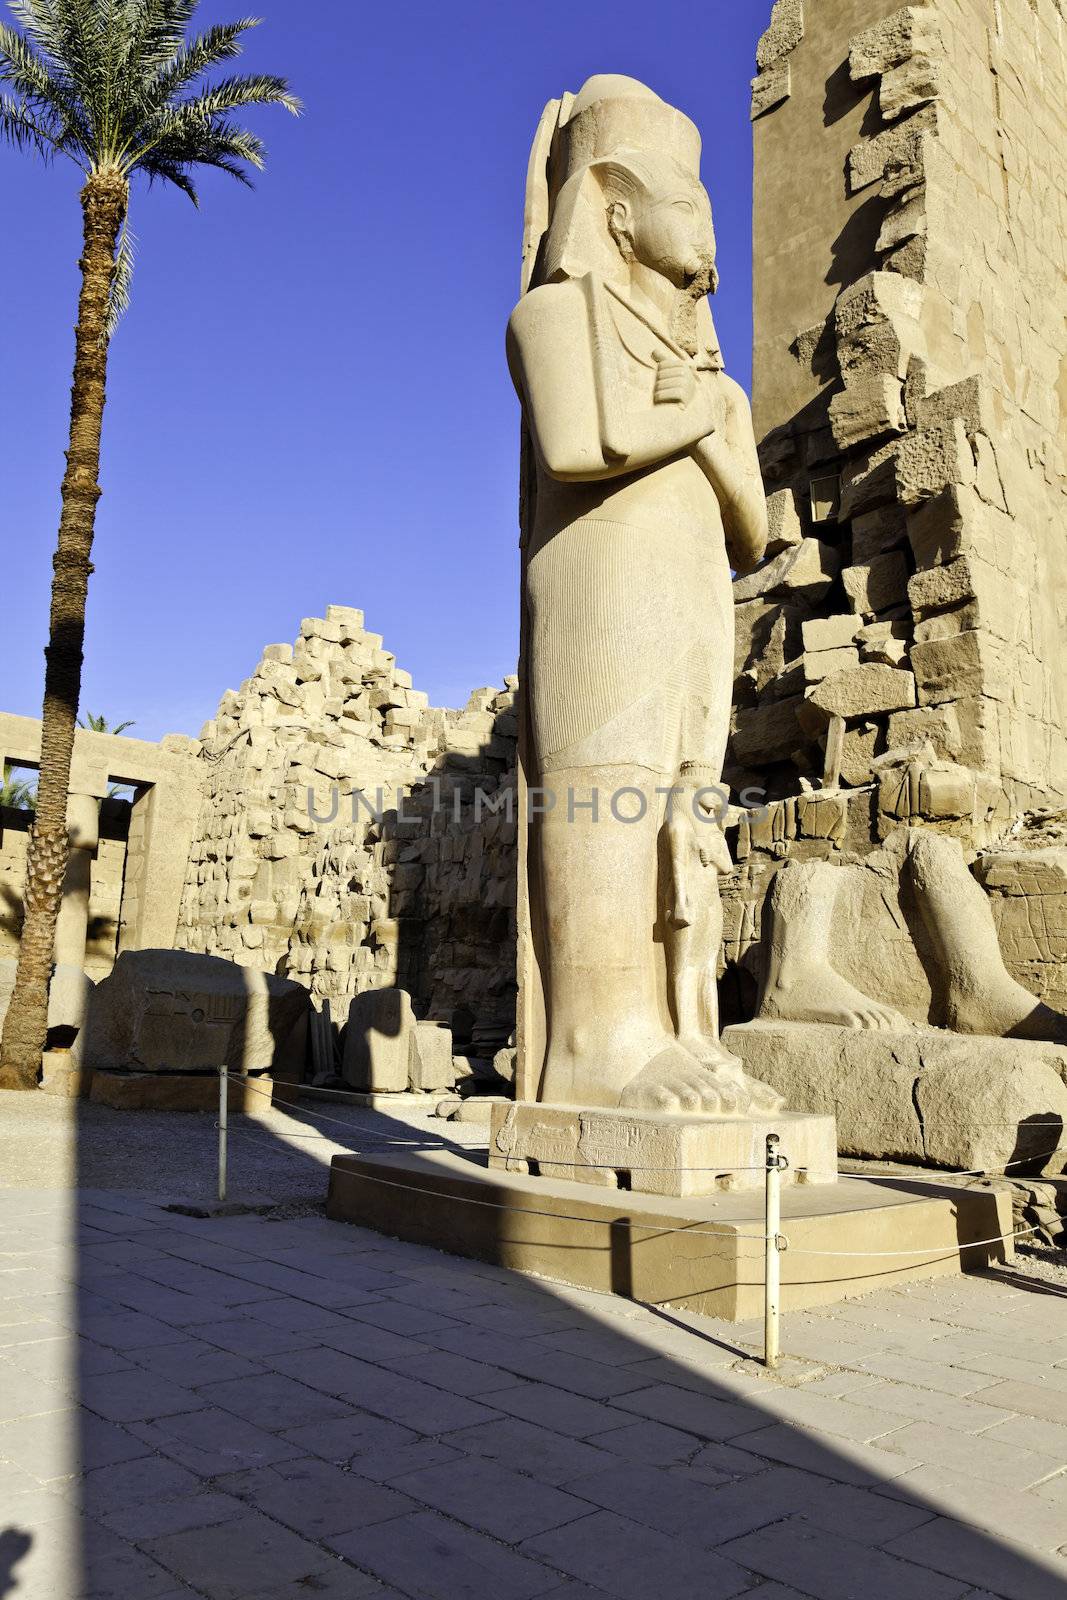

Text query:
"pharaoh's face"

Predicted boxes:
[[623, 181, 718, 295]]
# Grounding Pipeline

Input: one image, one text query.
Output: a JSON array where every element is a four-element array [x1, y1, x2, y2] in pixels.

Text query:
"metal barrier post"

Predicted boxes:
[[764, 1133, 786, 1369], [218, 1066, 228, 1204]]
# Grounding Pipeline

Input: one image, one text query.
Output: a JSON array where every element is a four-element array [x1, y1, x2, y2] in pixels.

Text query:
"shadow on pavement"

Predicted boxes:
[[3, 1086, 1052, 1598]]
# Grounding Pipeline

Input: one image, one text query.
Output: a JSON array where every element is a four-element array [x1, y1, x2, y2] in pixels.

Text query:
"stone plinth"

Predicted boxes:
[[488, 1102, 837, 1196], [327, 1147, 1012, 1320], [724, 1021, 1067, 1174], [88, 1068, 280, 1114]]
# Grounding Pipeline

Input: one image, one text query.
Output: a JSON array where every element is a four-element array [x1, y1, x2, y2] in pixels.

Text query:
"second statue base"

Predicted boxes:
[[488, 1101, 837, 1196]]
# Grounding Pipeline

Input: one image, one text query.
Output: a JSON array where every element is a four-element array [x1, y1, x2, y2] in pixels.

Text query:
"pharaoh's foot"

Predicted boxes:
[[678, 1034, 787, 1114], [759, 965, 907, 1031], [621, 1042, 757, 1114], [946, 975, 1067, 1045], [541, 1015, 710, 1111]]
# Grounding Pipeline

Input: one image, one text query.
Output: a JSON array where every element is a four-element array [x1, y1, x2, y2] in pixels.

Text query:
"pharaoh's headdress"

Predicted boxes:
[[521, 75, 720, 356]]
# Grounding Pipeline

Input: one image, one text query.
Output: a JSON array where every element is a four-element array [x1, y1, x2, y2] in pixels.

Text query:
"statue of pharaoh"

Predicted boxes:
[[508, 75, 782, 1115]]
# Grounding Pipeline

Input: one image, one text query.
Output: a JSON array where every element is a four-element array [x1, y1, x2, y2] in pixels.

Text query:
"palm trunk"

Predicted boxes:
[[0, 172, 126, 1091]]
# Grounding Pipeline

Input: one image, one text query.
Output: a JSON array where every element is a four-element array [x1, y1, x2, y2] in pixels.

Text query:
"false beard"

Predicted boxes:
[[670, 254, 716, 356]]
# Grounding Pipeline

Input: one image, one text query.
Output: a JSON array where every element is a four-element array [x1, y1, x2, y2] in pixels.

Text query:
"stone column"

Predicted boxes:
[[48, 791, 100, 1058]]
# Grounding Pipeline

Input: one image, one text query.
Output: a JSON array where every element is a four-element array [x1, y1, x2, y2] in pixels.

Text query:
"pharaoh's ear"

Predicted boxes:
[[606, 198, 635, 260]]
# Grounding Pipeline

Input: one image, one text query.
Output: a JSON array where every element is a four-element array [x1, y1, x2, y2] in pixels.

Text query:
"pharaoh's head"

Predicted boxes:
[[533, 78, 720, 357], [600, 153, 718, 300]]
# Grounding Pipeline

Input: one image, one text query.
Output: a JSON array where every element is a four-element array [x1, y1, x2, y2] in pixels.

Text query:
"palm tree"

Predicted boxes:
[[1, 767, 38, 812], [0, 2, 299, 1089], [78, 712, 136, 735]]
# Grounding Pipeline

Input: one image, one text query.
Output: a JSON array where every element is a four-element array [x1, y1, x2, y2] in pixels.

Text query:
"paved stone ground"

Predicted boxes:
[[2, 1092, 1067, 1599]]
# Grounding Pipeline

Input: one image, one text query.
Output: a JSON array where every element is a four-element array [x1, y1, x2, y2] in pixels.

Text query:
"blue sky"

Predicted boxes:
[[1, 0, 768, 741]]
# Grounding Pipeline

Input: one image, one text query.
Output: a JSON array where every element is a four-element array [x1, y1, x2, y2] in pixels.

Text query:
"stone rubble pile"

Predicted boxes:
[[176, 606, 517, 1067]]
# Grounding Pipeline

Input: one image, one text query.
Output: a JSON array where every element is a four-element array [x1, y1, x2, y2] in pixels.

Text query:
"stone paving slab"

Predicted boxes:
[[1, 1097, 1067, 1599]]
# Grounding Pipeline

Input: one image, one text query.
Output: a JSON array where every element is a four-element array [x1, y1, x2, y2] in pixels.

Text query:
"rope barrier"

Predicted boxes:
[[235, 1076, 1066, 1179], [837, 1151, 1067, 1179], [787, 1222, 1046, 1258], [221, 1127, 775, 1252], [263, 1073, 1067, 1128], [223, 1125, 1040, 1259]]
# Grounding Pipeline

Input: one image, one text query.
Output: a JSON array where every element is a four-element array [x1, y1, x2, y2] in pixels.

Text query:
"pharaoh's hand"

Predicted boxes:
[[653, 352, 699, 409]]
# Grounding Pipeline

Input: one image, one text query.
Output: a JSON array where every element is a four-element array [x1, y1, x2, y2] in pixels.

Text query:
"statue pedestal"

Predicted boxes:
[[326, 1145, 1013, 1320], [487, 1101, 837, 1196]]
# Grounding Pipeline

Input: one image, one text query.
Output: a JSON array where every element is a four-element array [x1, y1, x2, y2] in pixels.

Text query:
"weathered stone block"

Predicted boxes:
[[852, 505, 909, 564], [804, 647, 860, 685], [751, 63, 791, 120], [765, 488, 804, 554], [917, 376, 997, 440], [756, 0, 804, 70], [835, 271, 923, 359], [489, 1101, 836, 1196], [841, 724, 880, 786], [839, 441, 902, 519], [849, 7, 942, 81], [734, 600, 784, 679], [918, 764, 974, 819], [829, 374, 907, 449], [732, 539, 839, 604], [886, 703, 962, 759], [896, 421, 976, 506], [802, 615, 859, 653], [83, 950, 309, 1076], [848, 109, 937, 194], [879, 55, 941, 121], [907, 486, 1005, 571], [842, 551, 910, 616], [796, 792, 848, 842], [341, 986, 415, 1092], [806, 664, 917, 723], [911, 630, 1007, 706], [410, 1020, 456, 1092], [725, 1021, 1067, 1171], [732, 698, 803, 767]]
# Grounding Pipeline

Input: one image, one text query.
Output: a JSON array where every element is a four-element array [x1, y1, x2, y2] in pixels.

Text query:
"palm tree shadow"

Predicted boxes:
[[0, 1529, 32, 1597]]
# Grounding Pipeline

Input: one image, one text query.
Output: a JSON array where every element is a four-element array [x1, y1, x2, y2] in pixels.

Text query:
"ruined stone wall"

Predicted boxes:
[[0, 799, 130, 980], [175, 607, 517, 1056], [734, 0, 1067, 813]]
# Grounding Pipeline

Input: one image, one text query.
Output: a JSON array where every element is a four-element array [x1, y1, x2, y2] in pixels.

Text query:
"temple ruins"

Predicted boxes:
[[2, 0, 1065, 1296]]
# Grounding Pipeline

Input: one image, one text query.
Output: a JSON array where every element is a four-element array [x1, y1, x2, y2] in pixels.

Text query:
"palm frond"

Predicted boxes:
[[174, 71, 299, 119], [135, 106, 266, 171], [135, 19, 260, 116], [0, 91, 58, 156], [78, 711, 135, 732], [103, 218, 136, 341], [139, 150, 199, 203], [12, 0, 108, 140], [0, 19, 89, 151]]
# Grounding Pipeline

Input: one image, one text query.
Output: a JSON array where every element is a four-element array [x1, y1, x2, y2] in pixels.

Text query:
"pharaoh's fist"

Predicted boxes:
[[652, 351, 698, 408]]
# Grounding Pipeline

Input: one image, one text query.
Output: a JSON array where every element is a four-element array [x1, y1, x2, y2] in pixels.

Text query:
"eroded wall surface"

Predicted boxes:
[[723, 0, 1067, 1024], [733, 0, 1067, 810]]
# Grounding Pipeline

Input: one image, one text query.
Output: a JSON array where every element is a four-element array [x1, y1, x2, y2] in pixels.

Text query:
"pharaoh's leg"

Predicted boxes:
[[910, 832, 1067, 1042], [757, 860, 907, 1029], [666, 806, 786, 1111], [537, 763, 725, 1113], [665, 804, 737, 1058]]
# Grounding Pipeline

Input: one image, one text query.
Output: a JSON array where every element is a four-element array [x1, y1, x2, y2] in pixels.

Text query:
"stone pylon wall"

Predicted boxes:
[[175, 607, 517, 1055], [732, 0, 1067, 813]]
